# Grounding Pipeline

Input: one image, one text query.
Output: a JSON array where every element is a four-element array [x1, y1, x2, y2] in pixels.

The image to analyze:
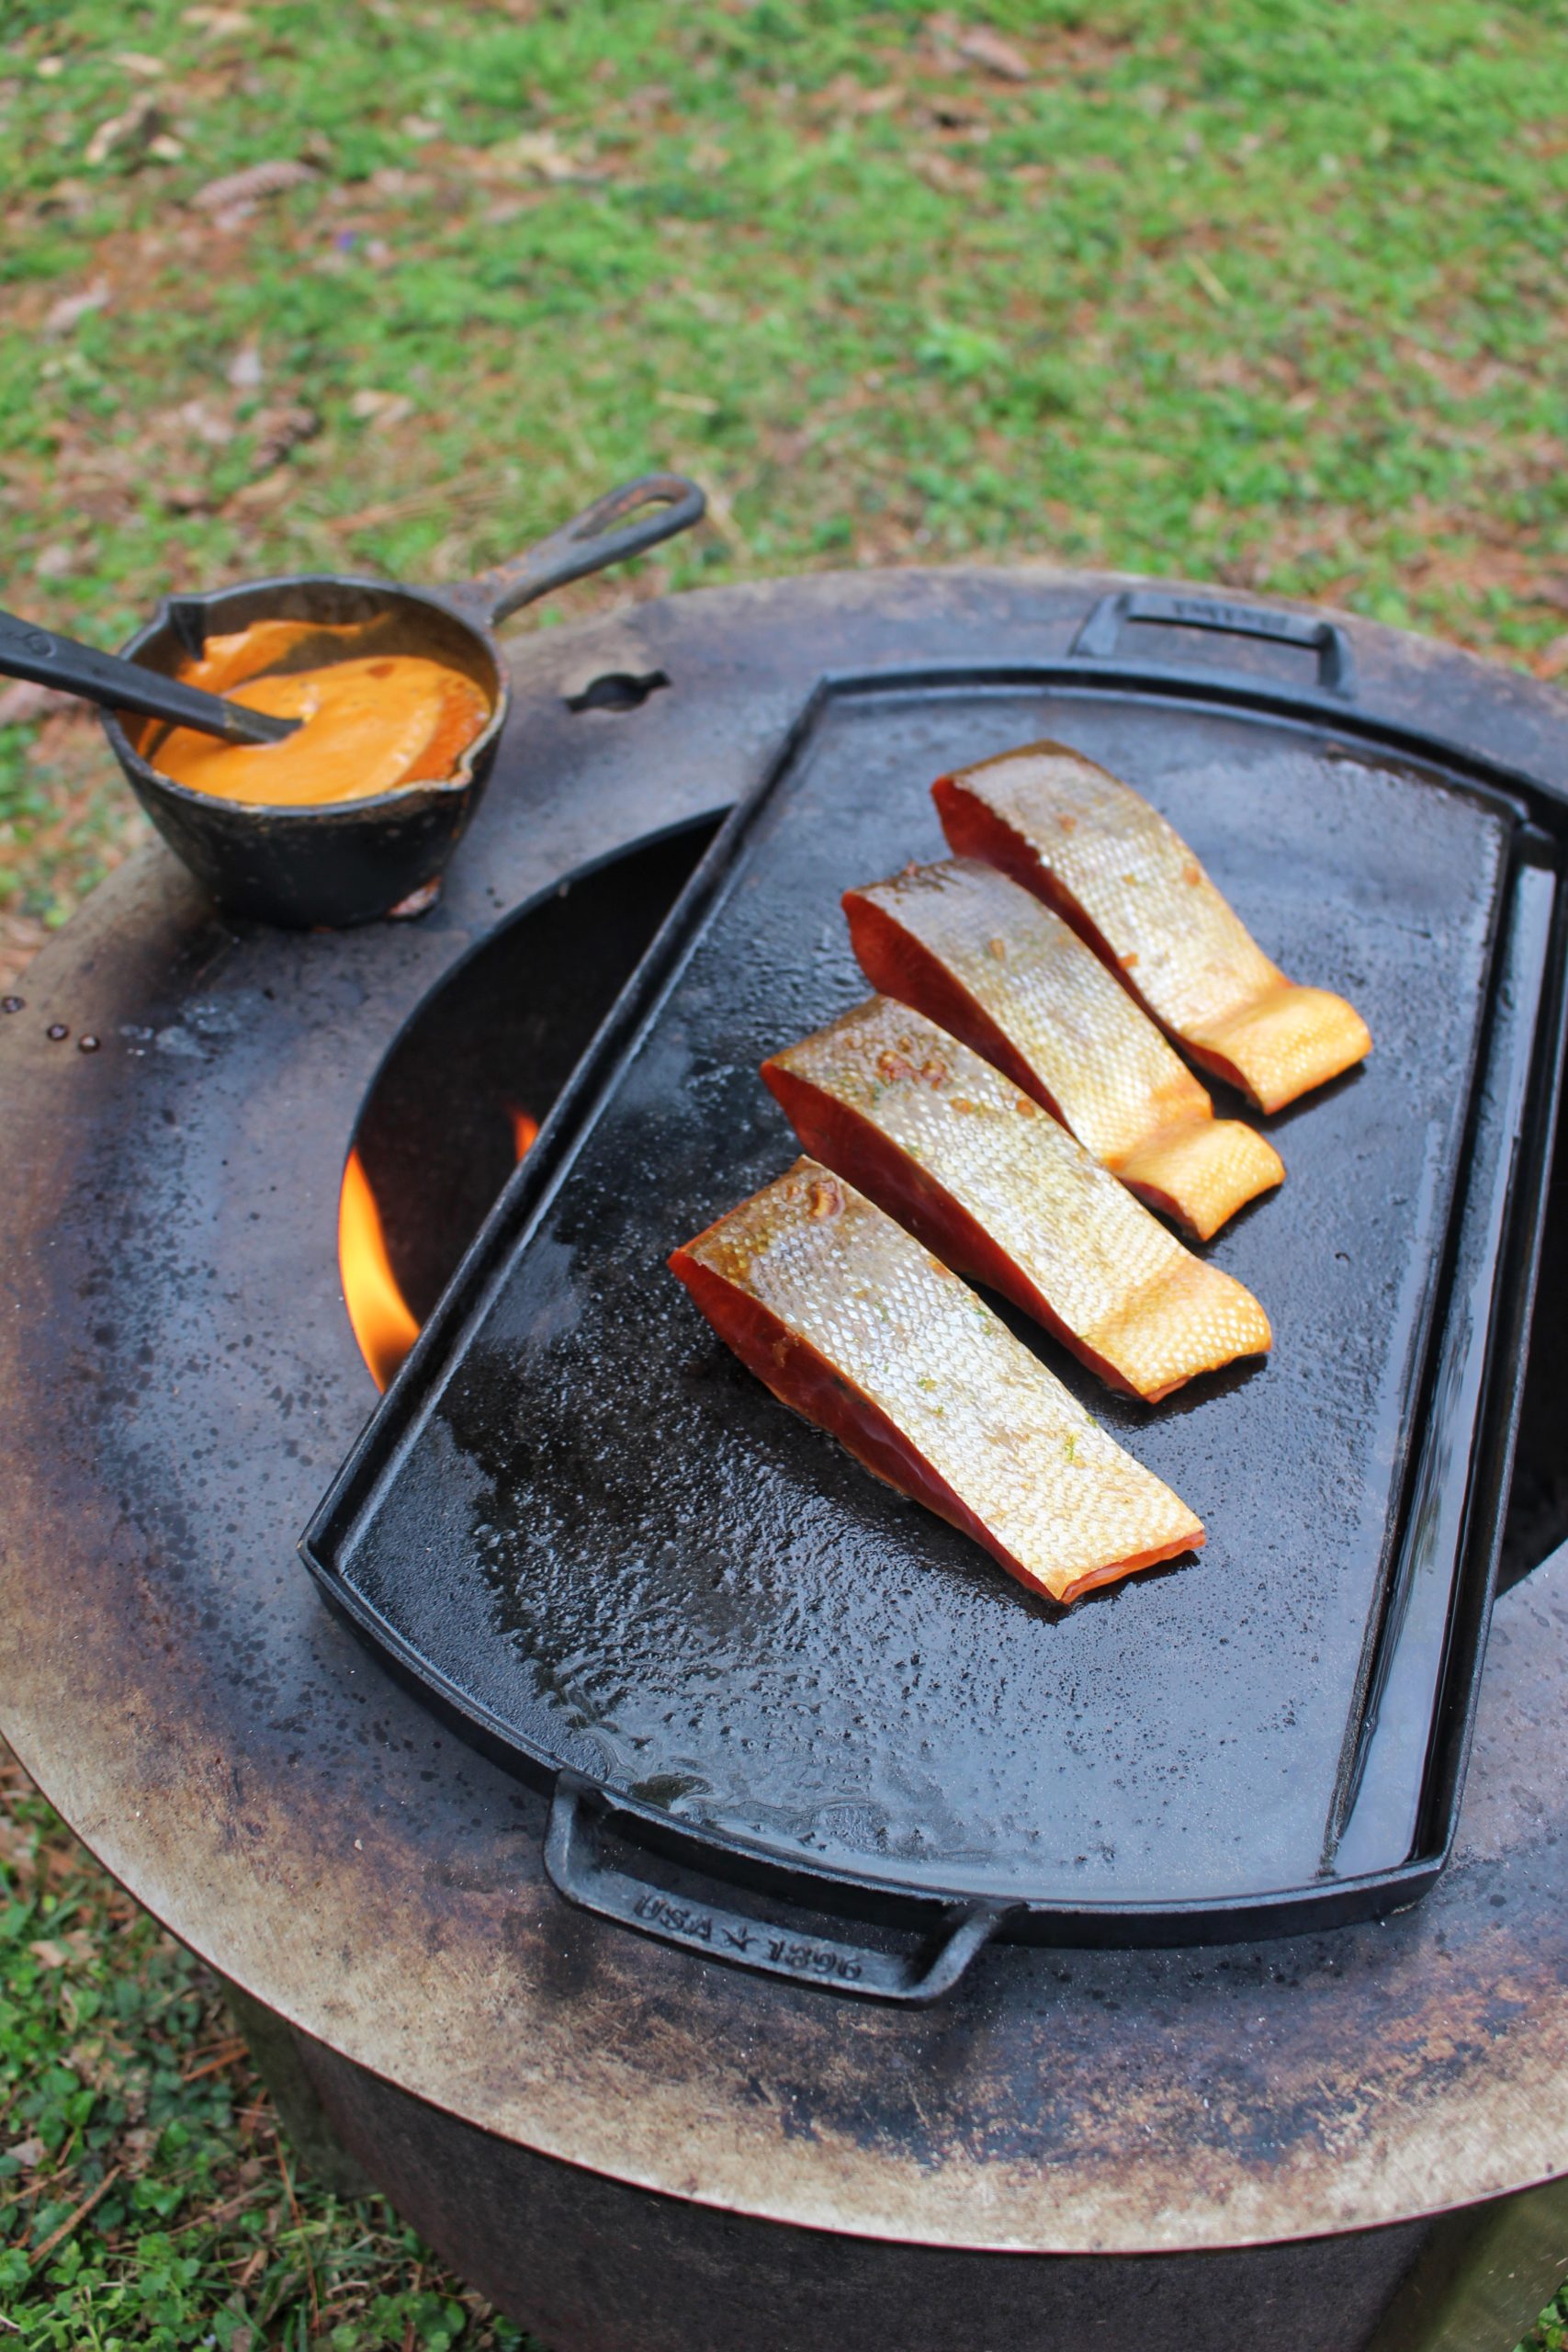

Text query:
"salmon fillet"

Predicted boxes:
[[670, 1159, 1204, 1607], [762, 999, 1270, 1402], [843, 857, 1283, 1240], [934, 741, 1372, 1114]]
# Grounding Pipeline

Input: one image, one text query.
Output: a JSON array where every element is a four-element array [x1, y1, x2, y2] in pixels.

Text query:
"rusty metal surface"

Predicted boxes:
[[292, 2028, 1437, 2352], [2, 567, 1568, 2256]]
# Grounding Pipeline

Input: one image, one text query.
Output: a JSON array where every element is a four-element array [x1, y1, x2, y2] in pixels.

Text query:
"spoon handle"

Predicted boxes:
[[0, 606, 298, 745]]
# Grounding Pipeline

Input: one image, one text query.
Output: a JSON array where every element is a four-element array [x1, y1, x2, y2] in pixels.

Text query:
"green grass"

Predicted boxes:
[[0, 1745, 531, 2349], [2, 0, 1567, 2340]]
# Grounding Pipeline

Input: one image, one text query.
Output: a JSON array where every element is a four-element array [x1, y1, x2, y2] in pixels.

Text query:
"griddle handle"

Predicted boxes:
[[544, 1776, 1007, 2004], [1073, 588, 1356, 696]]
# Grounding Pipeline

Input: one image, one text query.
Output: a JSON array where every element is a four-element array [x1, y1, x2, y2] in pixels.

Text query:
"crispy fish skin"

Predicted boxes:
[[670, 1159, 1204, 1607], [762, 1000, 1270, 1403], [934, 741, 1372, 1114], [843, 857, 1283, 1240]]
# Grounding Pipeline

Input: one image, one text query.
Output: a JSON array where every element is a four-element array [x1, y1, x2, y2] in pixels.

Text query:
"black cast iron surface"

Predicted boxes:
[[308, 673, 1560, 1950], [4, 570, 1568, 2252]]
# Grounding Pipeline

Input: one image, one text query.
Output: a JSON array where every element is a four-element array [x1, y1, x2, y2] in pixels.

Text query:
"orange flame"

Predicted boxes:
[[339, 1148, 421, 1392], [340, 1107, 539, 1390]]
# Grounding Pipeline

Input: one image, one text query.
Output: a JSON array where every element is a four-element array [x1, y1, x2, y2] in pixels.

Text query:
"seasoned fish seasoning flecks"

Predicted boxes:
[[763, 998, 1271, 1401], [844, 856, 1283, 1238], [934, 740, 1372, 1113], [670, 1159, 1205, 1607]]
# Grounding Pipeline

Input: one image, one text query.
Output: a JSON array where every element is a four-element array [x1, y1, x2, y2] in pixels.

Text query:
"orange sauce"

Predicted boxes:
[[148, 619, 492, 808]]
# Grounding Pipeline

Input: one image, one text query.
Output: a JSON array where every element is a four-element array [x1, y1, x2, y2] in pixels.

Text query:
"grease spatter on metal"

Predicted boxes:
[[45, 1023, 68, 1041], [1, 996, 23, 1014], [77, 1035, 100, 1054]]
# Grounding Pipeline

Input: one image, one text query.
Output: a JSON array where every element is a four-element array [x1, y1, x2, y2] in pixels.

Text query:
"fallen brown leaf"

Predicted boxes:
[[914, 151, 987, 194], [251, 402, 320, 469], [84, 97, 164, 169], [118, 2125, 159, 2175], [191, 158, 316, 215], [347, 387, 415, 426], [931, 16, 1032, 81], [484, 129, 604, 184], [222, 469, 293, 514], [961, 28, 1029, 78], [44, 279, 110, 335], [171, 396, 236, 447], [0, 683, 74, 729]]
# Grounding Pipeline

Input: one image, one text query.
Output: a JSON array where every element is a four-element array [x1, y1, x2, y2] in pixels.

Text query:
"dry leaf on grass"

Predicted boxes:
[[251, 403, 320, 467], [43, 280, 110, 335], [172, 396, 236, 447], [117, 2126, 160, 2174], [224, 469, 291, 514], [814, 74, 904, 119], [0, 682, 75, 729], [657, 389, 721, 416], [931, 16, 1032, 81], [914, 151, 987, 194], [484, 130, 604, 183], [191, 157, 316, 215], [347, 388, 414, 426], [84, 96, 165, 168]]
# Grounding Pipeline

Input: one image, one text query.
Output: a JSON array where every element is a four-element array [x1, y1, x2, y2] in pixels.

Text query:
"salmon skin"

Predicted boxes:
[[934, 741, 1372, 1114], [843, 857, 1283, 1241], [762, 1000, 1270, 1403], [670, 1159, 1204, 1608]]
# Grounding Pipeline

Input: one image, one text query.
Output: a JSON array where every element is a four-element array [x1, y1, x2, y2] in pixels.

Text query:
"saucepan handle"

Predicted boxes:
[[544, 1775, 1008, 2004], [450, 473, 706, 629], [1073, 587, 1357, 696]]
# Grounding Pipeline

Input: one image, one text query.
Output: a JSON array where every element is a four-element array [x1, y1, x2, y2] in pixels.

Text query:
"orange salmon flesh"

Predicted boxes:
[[763, 999, 1271, 1402], [670, 1159, 1204, 1608], [934, 741, 1372, 1114], [843, 857, 1283, 1240]]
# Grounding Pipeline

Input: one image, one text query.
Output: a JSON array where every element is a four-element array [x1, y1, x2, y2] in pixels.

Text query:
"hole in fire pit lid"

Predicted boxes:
[[565, 668, 671, 714]]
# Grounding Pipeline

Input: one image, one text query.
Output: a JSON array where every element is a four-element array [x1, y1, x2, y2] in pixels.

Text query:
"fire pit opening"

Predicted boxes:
[[340, 812, 719, 1389]]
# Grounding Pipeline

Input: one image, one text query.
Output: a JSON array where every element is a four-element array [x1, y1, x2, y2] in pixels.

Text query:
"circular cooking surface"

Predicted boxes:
[[3, 567, 1568, 2255]]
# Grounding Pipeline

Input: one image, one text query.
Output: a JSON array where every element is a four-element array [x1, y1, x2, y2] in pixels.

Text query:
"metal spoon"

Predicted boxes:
[[0, 604, 298, 745]]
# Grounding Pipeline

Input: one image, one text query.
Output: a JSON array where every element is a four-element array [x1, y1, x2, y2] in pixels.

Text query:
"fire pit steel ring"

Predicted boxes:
[[3, 568, 1568, 2352]]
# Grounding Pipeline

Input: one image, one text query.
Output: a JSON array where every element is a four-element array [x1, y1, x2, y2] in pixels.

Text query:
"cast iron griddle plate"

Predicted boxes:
[[307, 678, 1559, 1930]]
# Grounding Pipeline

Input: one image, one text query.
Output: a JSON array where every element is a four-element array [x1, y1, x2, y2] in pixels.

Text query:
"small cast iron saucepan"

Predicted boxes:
[[102, 472, 705, 928]]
